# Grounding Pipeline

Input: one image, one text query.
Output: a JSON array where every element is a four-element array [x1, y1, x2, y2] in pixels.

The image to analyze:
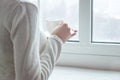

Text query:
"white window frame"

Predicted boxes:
[[38, 0, 120, 70], [62, 0, 120, 56]]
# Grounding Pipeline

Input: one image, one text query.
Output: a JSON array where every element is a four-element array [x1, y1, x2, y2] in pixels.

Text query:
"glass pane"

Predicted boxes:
[[92, 0, 120, 43], [39, 0, 79, 41]]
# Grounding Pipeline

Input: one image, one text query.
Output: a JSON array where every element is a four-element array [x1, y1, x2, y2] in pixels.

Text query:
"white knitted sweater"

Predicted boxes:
[[0, 0, 62, 80]]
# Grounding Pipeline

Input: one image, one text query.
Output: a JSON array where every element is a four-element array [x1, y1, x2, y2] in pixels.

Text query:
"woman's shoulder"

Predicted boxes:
[[9, 1, 38, 19], [18, 1, 38, 11], [6, 1, 38, 13], [3, 0, 38, 32]]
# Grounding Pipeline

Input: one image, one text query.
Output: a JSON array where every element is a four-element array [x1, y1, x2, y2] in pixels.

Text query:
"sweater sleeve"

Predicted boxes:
[[40, 32, 62, 80], [7, 2, 62, 80]]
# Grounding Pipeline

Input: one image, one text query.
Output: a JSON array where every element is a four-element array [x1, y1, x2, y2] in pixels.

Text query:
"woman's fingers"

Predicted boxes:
[[69, 29, 77, 38]]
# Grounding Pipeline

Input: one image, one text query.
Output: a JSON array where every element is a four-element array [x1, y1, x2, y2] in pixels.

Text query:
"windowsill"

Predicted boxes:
[[49, 66, 120, 80]]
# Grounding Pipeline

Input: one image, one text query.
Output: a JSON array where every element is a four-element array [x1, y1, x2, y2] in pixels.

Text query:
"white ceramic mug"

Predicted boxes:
[[45, 20, 63, 33]]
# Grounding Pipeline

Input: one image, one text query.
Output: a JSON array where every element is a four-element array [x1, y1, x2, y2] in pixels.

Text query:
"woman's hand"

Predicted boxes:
[[51, 22, 77, 43]]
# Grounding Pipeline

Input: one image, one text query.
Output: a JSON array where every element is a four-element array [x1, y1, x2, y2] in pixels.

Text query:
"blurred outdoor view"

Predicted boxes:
[[39, 0, 79, 41], [93, 0, 120, 43]]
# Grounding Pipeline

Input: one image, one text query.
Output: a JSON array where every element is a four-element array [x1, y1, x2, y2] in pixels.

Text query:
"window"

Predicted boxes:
[[27, 0, 120, 69], [61, 0, 120, 56], [92, 0, 120, 43]]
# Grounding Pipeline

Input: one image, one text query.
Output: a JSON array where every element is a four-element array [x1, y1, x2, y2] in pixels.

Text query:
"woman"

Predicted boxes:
[[0, 0, 77, 80]]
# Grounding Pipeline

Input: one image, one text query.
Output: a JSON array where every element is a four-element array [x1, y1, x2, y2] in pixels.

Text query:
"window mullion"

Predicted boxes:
[[79, 0, 91, 47]]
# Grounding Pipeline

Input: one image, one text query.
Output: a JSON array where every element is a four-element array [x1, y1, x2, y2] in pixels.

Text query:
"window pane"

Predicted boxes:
[[92, 0, 120, 43], [39, 0, 79, 41]]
